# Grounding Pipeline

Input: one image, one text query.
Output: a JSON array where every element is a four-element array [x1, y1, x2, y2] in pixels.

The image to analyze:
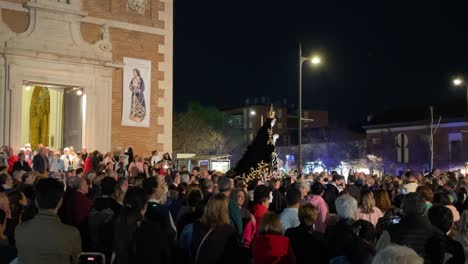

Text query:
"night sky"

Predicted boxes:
[[174, 1, 468, 123]]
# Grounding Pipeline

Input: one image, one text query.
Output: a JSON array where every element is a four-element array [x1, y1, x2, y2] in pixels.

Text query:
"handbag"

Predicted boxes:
[[194, 228, 214, 264]]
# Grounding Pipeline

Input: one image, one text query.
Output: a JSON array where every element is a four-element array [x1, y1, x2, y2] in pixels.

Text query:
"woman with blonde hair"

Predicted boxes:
[[356, 189, 383, 226], [252, 212, 296, 264], [187, 193, 240, 264]]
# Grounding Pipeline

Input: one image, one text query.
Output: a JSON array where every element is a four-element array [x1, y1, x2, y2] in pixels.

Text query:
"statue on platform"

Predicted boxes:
[[227, 105, 279, 183], [29, 86, 50, 148]]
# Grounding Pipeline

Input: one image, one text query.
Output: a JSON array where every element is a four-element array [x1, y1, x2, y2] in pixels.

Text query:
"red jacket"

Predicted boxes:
[[7, 155, 18, 173], [64, 191, 92, 228], [84, 156, 92, 174], [249, 203, 268, 230], [252, 234, 296, 264]]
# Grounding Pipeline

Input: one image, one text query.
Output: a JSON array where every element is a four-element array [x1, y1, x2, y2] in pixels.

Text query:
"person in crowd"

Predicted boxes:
[[355, 189, 383, 226], [150, 150, 161, 167], [143, 176, 176, 239], [128, 155, 144, 174], [50, 151, 65, 173], [200, 178, 214, 205], [296, 179, 310, 202], [88, 177, 121, 260], [279, 188, 301, 233], [376, 193, 443, 263], [218, 176, 243, 235], [230, 188, 251, 224], [416, 185, 434, 210], [60, 176, 92, 250], [372, 245, 423, 264], [352, 219, 377, 264], [72, 152, 83, 170], [5, 190, 26, 246], [249, 184, 271, 230], [306, 181, 329, 233], [143, 162, 151, 178], [426, 204, 465, 263], [61, 147, 73, 172], [285, 203, 327, 264], [188, 193, 241, 264], [374, 189, 401, 238], [403, 175, 419, 193], [113, 187, 147, 264], [0, 173, 14, 195], [32, 146, 49, 178], [433, 191, 460, 225], [15, 178, 81, 263], [0, 208, 16, 263], [176, 188, 203, 237], [269, 178, 286, 214], [114, 177, 128, 205], [6, 147, 19, 174], [455, 210, 468, 259], [12, 152, 31, 172], [252, 211, 296, 264], [325, 194, 359, 262], [323, 174, 345, 213], [345, 174, 362, 202]]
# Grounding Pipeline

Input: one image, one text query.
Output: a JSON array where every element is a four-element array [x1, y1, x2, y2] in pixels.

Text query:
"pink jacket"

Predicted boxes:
[[306, 195, 328, 233]]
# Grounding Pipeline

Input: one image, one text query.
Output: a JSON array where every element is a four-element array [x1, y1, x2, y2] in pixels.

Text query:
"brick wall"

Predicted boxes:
[[112, 29, 165, 156], [1, 0, 171, 157], [82, 0, 164, 28]]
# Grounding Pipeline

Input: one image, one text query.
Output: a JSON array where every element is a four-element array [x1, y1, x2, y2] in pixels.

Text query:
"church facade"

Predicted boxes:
[[0, 0, 173, 155]]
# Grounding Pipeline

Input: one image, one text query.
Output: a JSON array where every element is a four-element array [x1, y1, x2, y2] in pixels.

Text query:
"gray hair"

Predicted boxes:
[[67, 176, 83, 189], [335, 194, 357, 220], [371, 245, 423, 264], [296, 179, 310, 192], [218, 176, 231, 192]]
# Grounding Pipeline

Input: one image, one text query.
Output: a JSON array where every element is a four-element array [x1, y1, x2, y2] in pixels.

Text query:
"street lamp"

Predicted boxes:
[[452, 77, 468, 114], [250, 110, 256, 116], [298, 43, 322, 175]]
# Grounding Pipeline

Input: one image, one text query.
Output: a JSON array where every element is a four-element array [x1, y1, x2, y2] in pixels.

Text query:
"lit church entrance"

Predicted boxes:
[[21, 84, 84, 150]]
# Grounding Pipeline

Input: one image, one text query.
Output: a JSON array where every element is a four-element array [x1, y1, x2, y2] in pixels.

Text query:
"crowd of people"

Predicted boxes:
[[0, 144, 468, 263]]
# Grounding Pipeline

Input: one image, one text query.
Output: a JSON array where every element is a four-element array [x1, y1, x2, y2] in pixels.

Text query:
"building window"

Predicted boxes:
[[372, 138, 381, 145], [449, 133, 462, 162]]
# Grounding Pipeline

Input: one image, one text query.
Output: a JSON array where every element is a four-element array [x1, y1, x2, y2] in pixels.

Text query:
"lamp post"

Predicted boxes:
[[453, 77, 468, 114], [298, 43, 321, 175]]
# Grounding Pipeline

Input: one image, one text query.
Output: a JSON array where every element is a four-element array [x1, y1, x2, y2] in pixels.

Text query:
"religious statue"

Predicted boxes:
[[29, 86, 50, 148], [227, 105, 279, 182], [129, 68, 147, 123]]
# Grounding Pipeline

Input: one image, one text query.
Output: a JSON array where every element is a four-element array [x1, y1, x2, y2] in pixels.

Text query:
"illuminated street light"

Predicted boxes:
[[298, 44, 323, 174], [250, 110, 256, 116], [453, 78, 463, 86], [452, 76, 468, 114], [311, 56, 321, 65]]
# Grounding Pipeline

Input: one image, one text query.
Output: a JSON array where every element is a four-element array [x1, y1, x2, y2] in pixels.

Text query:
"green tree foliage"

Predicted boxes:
[[173, 102, 246, 155]]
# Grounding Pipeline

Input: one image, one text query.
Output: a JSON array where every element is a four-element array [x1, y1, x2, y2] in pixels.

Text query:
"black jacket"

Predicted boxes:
[[386, 215, 444, 264], [190, 222, 240, 264], [134, 221, 174, 264], [285, 225, 327, 264], [12, 160, 31, 172], [323, 183, 340, 214], [269, 189, 287, 214]]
